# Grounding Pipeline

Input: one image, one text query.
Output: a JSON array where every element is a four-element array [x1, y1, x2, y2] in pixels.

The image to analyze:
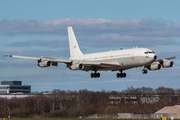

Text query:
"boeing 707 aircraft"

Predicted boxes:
[[4, 27, 175, 78]]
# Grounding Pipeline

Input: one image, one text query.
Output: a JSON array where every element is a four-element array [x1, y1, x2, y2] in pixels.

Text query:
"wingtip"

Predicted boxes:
[[4, 55, 13, 57]]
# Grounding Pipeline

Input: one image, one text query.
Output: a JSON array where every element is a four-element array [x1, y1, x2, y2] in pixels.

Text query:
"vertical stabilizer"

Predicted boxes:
[[67, 27, 83, 59]]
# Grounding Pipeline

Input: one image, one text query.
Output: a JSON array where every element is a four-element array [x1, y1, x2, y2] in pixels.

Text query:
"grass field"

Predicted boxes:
[[1, 119, 126, 120], [2, 119, 88, 120], [0, 118, 164, 120], [1, 119, 127, 120]]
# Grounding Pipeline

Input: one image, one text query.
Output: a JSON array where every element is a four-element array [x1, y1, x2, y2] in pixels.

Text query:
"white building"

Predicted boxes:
[[0, 81, 31, 94], [155, 105, 180, 119]]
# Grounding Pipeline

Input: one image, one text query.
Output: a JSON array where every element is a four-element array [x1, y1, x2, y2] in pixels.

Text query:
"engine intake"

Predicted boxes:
[[38, 61, 52, 67], [147, 62, 162, 71], [70, 63, 84, 70], [162, 59, 174, 68]]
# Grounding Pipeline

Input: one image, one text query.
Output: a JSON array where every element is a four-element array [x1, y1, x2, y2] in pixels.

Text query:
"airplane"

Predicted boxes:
[[4, 27, 175, 78]]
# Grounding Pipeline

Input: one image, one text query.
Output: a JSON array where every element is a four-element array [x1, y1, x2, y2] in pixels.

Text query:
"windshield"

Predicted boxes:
[[144, 51, 155, 54]]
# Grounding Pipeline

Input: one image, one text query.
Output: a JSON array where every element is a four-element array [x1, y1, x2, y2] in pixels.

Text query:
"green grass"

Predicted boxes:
[[0, 119, 164, 120], [5, 119, 79, 120], [1, 119, 110, 120], [2, 119, 112, 120]]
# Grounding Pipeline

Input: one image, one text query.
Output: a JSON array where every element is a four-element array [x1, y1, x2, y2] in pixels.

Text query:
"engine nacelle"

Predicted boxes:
[[162, 59, 174, 68], [147, 62, 162, 71], [70, 63, 84, 70], [38, 61, 52, 67]]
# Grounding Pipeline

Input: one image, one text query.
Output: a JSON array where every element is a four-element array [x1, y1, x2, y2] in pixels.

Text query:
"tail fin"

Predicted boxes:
[[67, 27, 83, 59]]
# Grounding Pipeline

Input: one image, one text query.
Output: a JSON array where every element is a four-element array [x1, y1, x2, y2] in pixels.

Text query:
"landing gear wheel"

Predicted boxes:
[[120, 73, 123, 78], [142, 69, 148, 74], [91, 72, 100, 78], [123, 73, 126, 78], [117, 71, 126, 78], [91, 73, 94, 78], [117, 73, 120, 78], [97, 73, 100, 78]]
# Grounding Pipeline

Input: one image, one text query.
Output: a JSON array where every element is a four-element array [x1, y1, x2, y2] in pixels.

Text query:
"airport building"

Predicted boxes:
[[0, 80, 31, 94], [155, 105, 180, 119]]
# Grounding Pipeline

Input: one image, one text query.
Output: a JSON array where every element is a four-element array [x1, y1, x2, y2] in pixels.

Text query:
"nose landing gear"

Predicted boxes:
[[142, 68, 148, 74]]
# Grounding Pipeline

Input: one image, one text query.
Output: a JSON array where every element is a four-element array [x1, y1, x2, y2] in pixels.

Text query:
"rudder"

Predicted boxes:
[[67, 27, 83, 59]]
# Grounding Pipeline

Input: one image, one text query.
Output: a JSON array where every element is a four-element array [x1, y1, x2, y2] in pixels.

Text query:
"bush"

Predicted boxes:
[[11, 108, 30, 118], [82, 105, 97, 116], [104, 106, 120, 114], [42, 110, 69, 118]]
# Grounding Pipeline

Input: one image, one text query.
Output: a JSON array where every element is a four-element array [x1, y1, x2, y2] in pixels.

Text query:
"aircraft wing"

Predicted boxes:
[[4, 55, 120, 65], [4, 55, 71, 64], [68, 60, 122, 71], [155, 56, 176, 62], [4, 55, 121, 70], [4, 55, 40, 60], [42, 57, 71, 64], [80, 60, 121, 67]]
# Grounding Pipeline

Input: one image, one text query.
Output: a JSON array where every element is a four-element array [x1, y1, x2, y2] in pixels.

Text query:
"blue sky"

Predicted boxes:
[[0, 0, 180, 92]]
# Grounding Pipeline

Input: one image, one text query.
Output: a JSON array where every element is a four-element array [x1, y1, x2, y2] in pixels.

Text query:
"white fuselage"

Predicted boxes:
[[70, 48, 156, 71]]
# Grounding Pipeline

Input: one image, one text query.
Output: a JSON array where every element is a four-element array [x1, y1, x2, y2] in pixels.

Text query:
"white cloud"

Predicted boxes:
[[79, 34, 178, 47], [1, 48, 70, 61], [4, 48, 23, 52], [0, 18, 180, 37], [6, 39, 68, 48]]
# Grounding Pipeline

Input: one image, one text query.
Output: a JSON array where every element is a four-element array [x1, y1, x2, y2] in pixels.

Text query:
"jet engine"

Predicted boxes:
[[147, 62, 162, 70], [38, 61, 52, 67], [161, 59, 174, 68], [70, 63, 84, 70]]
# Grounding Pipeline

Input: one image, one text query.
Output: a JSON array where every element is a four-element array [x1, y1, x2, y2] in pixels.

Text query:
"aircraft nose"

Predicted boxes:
[[154, 55, 157, 60]]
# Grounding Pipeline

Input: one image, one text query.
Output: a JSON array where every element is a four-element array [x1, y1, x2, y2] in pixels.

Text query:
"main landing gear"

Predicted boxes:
[[117, 71, 126, 78], [91, 71, 100, 78], [142, 68, 148, 74]]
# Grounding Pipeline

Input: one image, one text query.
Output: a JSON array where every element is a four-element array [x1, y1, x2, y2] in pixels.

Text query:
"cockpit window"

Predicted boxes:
[[144, 51, 155, 54]]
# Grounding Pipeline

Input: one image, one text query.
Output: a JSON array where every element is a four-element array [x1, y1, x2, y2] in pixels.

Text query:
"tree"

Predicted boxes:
[[156, 87, 175, 96], [82, 105, 97, 116], [104, 106, 120, 114]]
